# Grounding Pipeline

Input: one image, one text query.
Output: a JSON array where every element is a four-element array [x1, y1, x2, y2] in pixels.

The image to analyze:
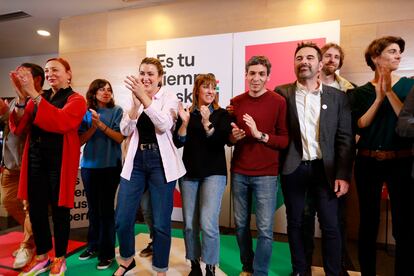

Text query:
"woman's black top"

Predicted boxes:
[[174, 107, 232, 178], [30, 87, 74, 154], [137, 111, 157, 145]]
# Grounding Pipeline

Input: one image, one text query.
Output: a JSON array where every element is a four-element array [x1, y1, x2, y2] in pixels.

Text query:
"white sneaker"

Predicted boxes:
[[13, 247, 33, 269]]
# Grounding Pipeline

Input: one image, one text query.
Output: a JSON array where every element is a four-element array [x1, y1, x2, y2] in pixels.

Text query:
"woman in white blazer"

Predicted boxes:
[[113, 57, 185, 276]]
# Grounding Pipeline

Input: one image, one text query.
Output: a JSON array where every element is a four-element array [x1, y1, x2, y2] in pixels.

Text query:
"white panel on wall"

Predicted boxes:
[[147, 33, 234, 107], [146, 33, 234, 222], [0, 54, 57, 97], [233, 20, 340, 95]]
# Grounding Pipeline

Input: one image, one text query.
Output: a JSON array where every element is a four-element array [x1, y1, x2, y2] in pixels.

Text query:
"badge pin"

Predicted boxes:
[[322, 104, 327, 110]]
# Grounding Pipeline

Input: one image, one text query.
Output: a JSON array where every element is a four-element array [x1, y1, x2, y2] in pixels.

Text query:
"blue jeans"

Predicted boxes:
[[232, 173, 277, 276], [179, 175, 226, 265], [115, 148, 176, 272], [140, 190, 153, 238], [81, 166, 120, 261]]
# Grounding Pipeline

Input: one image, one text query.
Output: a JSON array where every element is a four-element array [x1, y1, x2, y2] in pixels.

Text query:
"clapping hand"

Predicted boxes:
[[125, 75, 145, 101], [226, 104, 234, 115], [0, 98, 9, 116], [9, 66, 33, 100], [89, 109, 100, 129], [200, 105, 211, 126], [178, 102, 190, 125], [230, 122, 246, 142], [242, 113, 261, 139], [375, 64, 392, 101]]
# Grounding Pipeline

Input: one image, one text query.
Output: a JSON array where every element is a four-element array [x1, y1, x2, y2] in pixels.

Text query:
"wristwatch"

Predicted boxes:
[[15, 102, 26, 109], [259, 132, 266, 141]]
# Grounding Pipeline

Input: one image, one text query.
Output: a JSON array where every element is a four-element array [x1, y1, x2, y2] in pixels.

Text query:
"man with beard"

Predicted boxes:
[[302, 42, 356, 276], [320, 43, 355, 92], [275, 42, 354, 276]]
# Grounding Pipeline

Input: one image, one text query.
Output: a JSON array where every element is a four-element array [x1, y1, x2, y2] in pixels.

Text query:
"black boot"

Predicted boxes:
[[188, 260, 202, 276], [205, 264, 215, 276]]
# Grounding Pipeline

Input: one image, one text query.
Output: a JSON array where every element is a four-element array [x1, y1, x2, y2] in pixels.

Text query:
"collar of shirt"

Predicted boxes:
[[295, 80, 322, 161], [334, 73, 355, 91], [192, 104, 214, 114], [296, 81, 323, 95], [152, 86, 166, 100]]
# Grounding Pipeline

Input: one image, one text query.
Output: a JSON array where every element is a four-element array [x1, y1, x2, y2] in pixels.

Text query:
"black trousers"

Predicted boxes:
[[302, 192, 348, 272], [355, 155, 413, 276], [27, 143, 70, 257], [282, 160, 341, 276], [81, 166, 120, 261]]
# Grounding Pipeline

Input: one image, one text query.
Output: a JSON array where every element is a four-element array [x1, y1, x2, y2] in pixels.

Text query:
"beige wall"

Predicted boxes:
[[60, 0, 414, 93], [60, 0, 414, 240]]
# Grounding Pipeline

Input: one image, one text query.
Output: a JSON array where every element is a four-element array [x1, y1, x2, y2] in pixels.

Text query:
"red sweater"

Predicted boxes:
[[10, 92, 86, 208], [231, 90, 288, 176]]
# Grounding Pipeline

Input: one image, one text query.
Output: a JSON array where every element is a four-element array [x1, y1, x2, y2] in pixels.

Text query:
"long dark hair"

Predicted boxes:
[[86, 79, 115, 110]]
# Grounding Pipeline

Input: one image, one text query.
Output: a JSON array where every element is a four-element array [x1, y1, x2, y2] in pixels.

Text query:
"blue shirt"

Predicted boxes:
[[79, 105, 123, 168]]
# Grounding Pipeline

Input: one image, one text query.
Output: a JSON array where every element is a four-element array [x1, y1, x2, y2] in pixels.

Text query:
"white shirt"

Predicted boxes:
[[120, 87, 186, 182], [295, 81, 322, 161]]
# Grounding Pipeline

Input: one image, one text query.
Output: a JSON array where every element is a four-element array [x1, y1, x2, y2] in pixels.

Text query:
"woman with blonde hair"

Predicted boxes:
[[113, 57, 185, 276]]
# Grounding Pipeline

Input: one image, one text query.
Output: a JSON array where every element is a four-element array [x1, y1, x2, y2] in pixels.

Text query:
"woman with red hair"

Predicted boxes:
[[9, 57, 86, 276]]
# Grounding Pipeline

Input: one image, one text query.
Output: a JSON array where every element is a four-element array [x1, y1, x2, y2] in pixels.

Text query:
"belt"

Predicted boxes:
[[301, 159, 322, 165], [139, 143, 158, 151], [358, 149, 413, 161]]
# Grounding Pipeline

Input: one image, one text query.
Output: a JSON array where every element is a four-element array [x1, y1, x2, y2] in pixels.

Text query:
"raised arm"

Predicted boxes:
[[33, 93, 87, 134], [144, 90, 179, 133]]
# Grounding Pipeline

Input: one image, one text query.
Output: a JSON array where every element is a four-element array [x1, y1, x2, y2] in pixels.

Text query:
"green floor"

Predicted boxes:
[[60, 224, 292, 275]]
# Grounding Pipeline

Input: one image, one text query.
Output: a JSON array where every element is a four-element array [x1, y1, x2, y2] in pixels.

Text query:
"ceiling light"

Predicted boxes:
[[37, 30, 50, 37]]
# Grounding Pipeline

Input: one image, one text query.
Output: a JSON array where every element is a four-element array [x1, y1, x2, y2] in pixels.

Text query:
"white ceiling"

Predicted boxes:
[[0, 0, 174, 59]]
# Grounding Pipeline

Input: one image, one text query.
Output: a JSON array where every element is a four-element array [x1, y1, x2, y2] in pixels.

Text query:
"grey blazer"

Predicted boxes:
[[275, 83, 354, 186], [396, 86, 414, 177]]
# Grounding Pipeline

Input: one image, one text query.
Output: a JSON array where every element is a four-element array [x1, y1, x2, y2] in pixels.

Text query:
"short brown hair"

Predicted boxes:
[[295, 42, 322, 61], [140, 57, 164, 87], [86, 79, 115, 110], [190, 73, 219, 112], [321, 43, 345, 69], [365, 36, 405, 71], [245, 56, 271, 76], [21, 63, 45, 87]]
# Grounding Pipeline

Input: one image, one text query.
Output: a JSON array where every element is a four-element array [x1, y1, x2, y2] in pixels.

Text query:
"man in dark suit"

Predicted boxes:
[[303, 42, 356, 276], [275, 42, 354, 276]]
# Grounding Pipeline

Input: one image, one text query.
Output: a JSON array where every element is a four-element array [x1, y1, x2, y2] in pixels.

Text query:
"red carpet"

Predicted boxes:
[[0, 266, 18, 276], [0, 231, 85, 273]]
